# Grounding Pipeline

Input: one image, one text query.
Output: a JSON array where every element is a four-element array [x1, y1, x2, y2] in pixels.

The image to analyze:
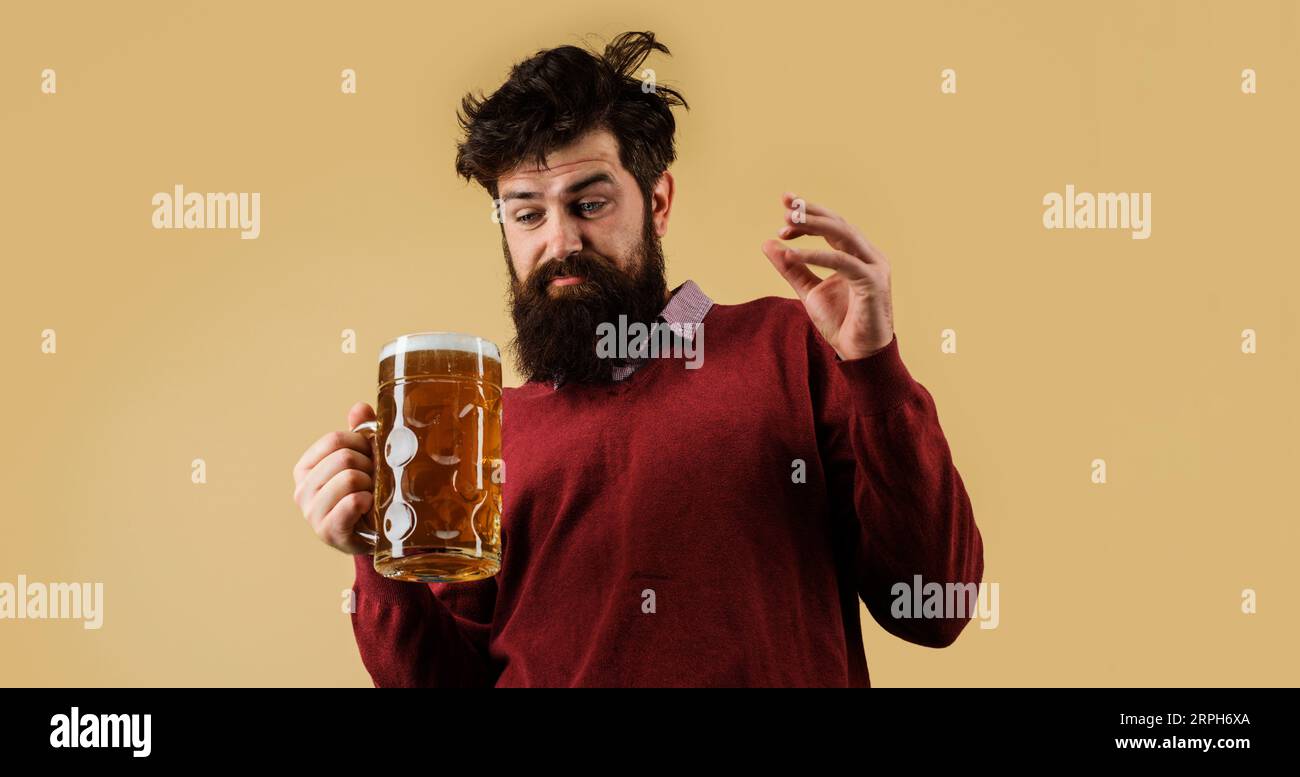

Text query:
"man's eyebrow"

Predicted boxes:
[[500, 172, 616, 202]]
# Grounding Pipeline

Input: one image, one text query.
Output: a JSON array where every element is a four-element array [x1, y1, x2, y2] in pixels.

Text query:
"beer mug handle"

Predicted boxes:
[[350, 420, 379, 545]]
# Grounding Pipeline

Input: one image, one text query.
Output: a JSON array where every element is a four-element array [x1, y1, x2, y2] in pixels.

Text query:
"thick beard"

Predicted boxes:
[[507, 213, 667, 385]]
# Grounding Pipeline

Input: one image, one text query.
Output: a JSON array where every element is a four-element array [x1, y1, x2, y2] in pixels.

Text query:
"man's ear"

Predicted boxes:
[[650, 170, 675, 238]]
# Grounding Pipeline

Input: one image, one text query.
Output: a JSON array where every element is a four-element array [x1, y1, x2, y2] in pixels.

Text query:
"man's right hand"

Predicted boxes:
[[292, 401, 378, 555]]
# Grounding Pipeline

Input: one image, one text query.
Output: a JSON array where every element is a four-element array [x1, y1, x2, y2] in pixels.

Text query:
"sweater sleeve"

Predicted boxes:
[[350, 554, 499, 687], [811, 330, 984, 648]]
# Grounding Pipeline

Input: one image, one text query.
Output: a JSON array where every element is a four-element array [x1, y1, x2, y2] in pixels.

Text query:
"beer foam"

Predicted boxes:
[[378, 332, 501, 363]]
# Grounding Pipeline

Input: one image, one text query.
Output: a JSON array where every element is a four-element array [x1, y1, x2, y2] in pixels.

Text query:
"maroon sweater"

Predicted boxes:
[[350, 293, 983, 687]]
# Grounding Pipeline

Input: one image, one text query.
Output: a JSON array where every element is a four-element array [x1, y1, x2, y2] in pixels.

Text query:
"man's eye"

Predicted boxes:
[[515, 202, 603, 224]]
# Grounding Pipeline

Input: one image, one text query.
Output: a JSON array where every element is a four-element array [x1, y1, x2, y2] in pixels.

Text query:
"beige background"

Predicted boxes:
[[1, 0, 1295, 686]]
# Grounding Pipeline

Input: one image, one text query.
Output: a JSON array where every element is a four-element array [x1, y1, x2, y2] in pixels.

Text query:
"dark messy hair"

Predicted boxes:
[[454, 31, 689, 205]]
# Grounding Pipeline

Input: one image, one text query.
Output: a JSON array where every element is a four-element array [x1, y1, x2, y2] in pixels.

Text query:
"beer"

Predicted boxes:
[[354, 333, 503, 583]]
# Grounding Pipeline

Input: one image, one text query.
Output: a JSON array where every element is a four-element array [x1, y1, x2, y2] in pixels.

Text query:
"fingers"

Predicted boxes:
[[779, 212, 853, 244], [306, 467, 373, 531], [778, 192, 886, 265], [761, 239, 822, 301], [795, 247, 883, 286], [292, 428, 373, 489], [783, 191, 841, 221], [318, 489, 374, 552], [347, 401, 376, 430], [290, 402, 381, 554], [778, 243, 873, 283], [293, 446, 374, 513]]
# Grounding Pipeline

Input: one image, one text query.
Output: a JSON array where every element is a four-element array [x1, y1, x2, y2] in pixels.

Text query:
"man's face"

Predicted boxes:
[[498, 128, 652, 287], [497, 128, 673, 385]]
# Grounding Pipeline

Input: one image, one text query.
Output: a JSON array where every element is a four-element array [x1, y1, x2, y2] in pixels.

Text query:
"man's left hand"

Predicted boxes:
[[761, 192, 895, 361]]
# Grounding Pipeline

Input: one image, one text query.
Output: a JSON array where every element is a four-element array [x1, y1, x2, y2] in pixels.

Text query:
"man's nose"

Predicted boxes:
[[541, 211, 584, 267]]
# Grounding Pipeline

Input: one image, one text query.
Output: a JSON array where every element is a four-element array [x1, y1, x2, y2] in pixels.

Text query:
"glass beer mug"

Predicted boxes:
[[351, 332, 503, 583]]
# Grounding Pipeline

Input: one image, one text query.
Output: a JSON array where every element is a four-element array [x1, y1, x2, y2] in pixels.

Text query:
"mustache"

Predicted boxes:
[[524, 253, 621, 295]]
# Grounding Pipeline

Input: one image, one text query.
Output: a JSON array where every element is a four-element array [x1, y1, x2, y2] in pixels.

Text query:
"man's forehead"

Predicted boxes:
[[499, 130, 622, 187]]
